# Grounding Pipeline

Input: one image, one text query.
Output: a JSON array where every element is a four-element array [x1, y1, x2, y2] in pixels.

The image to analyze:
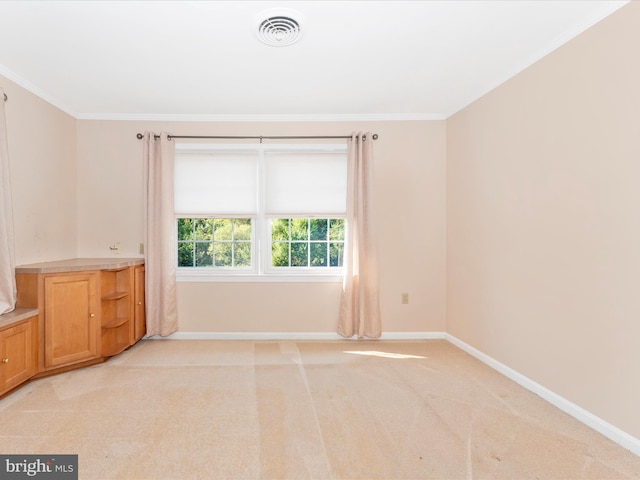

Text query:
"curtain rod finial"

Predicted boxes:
[[136, 133, 144, 139], [372, 133, 378, 140]]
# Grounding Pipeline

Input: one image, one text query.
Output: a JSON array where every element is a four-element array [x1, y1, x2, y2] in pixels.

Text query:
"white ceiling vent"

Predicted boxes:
[[255, 9, 304, 47]]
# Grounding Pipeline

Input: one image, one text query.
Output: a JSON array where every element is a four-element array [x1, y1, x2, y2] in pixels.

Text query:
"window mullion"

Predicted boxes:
[[257, 147, 267, 274], [307, 218, 311, 267], [288, 219, 292, 267], [192, 221, 197, 267], [230, 219, 235, 268], [326, 218, 330, 269]]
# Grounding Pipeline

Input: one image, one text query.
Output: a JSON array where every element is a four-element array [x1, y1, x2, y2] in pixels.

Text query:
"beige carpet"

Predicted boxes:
[[1, 339, 639, 479]]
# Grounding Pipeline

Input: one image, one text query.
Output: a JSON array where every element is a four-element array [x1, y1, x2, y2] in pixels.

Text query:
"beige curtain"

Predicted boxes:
[[338, 132, 382, 338], [0, 89, 16, 315], [143, 132, 178, 336]]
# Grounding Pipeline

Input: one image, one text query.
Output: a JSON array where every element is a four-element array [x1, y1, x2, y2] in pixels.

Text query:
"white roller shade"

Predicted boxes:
[[174, 151, 257, 215], [264, 150, 347, 216]]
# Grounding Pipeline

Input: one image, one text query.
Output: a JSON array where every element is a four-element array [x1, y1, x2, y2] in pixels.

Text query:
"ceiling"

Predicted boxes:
[[0, 0, 629, 121]]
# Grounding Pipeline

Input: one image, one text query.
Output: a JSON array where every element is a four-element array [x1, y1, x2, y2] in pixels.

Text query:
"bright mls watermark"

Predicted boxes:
[[0, 455, 77, 479]]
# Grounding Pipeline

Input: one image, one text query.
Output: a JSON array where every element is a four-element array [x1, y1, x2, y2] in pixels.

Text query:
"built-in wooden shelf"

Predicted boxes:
[[102, 317, 129, 329], [102, 292, 129, 301], [100, 267, 135, 357]]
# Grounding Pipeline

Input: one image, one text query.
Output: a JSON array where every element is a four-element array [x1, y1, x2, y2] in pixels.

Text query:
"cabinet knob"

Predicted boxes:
[[90, 313, 95, 318], [138, 302, 142, 305], [1, 358, 8, 364]]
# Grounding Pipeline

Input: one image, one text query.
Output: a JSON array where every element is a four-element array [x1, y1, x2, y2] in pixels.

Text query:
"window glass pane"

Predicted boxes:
[[214, 242, 232, 266], [329, 218, 345, 240], [291, 219, 308, 241], [330, 242, 344, 267], [270, 217, 344, 270], [310, 242, 328, 267], [272, 219, 289, 241], [180, 217, 343, 270], [235, 219, 252, 241], [177, 218, 194, 241], [195, 242, 213, 267], [272, 242, 289, 266], [235, 242, 252, 267], [194, 219, 212, 241], [214, 219, 232, 241], [291, 242, 308, 266], [178, 217, 254, 270], [178, 242, 194, 266], [310, 219, 328, 240]]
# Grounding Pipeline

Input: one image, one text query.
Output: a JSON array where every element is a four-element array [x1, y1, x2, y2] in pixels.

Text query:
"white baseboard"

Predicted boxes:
[[380, 331, 446, 340], [445, 333, 640, 457], [151, 331, 446, 341], [152, 332, 344, 340]]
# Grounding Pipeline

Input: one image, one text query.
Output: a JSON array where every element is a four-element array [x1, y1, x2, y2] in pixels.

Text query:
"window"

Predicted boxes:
[[174, 144, 347, 280], [177, 218, 252, 268], [270, 218, 345, 268]]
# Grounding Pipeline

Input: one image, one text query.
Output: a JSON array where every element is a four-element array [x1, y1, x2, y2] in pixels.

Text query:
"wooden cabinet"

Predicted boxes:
[[133, 265, 146, 342], [0, 314, 37, 396], [16, 258, 144, 376]]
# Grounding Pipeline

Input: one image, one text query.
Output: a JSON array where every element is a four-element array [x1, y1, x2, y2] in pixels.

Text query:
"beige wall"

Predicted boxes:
[[447, 2, 640, 439], [1, 75, 78, 265], [76, 120, 447, 333]]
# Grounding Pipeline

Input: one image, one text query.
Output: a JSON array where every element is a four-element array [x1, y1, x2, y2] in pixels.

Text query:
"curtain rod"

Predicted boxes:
[[136, 133, 378, 141]]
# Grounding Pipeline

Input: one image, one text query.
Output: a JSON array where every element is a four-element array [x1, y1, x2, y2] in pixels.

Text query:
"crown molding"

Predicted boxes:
[[76, 112, 446, 122], [0, 64, 78, 118], [0, 64, 445, 122]]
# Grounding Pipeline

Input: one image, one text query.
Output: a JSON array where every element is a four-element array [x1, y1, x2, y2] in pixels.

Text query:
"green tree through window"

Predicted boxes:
[[271, 218, 345, 268], [177, 218, 251, 267]]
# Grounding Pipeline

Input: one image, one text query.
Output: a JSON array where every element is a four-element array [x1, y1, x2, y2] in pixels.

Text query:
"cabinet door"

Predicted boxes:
[[0, 318, 36, 395], [44, 273, 100, 368], [133, 265, 146, 342]]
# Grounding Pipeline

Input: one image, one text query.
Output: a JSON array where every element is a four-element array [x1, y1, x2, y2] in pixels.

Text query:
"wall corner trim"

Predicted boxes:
[[445, 333, 640, 457]]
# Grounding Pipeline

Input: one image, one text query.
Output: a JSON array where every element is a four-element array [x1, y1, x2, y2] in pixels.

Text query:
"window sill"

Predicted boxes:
[[176, 273, 343, 283]]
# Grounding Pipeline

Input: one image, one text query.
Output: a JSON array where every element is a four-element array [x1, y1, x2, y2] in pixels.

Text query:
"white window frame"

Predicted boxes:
[[264, 217, 346, 275], [175, 143, 347, 283], [176, 215, 256, 271]]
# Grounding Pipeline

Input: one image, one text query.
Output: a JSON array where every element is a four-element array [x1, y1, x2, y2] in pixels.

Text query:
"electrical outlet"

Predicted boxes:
[[401, 293, 409, 304], [139, 242, 145, 255]]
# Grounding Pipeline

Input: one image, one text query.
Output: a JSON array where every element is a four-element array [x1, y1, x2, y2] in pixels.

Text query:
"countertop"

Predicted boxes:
[[15, 257, 144, 274], [0, 308, 39, 329]]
